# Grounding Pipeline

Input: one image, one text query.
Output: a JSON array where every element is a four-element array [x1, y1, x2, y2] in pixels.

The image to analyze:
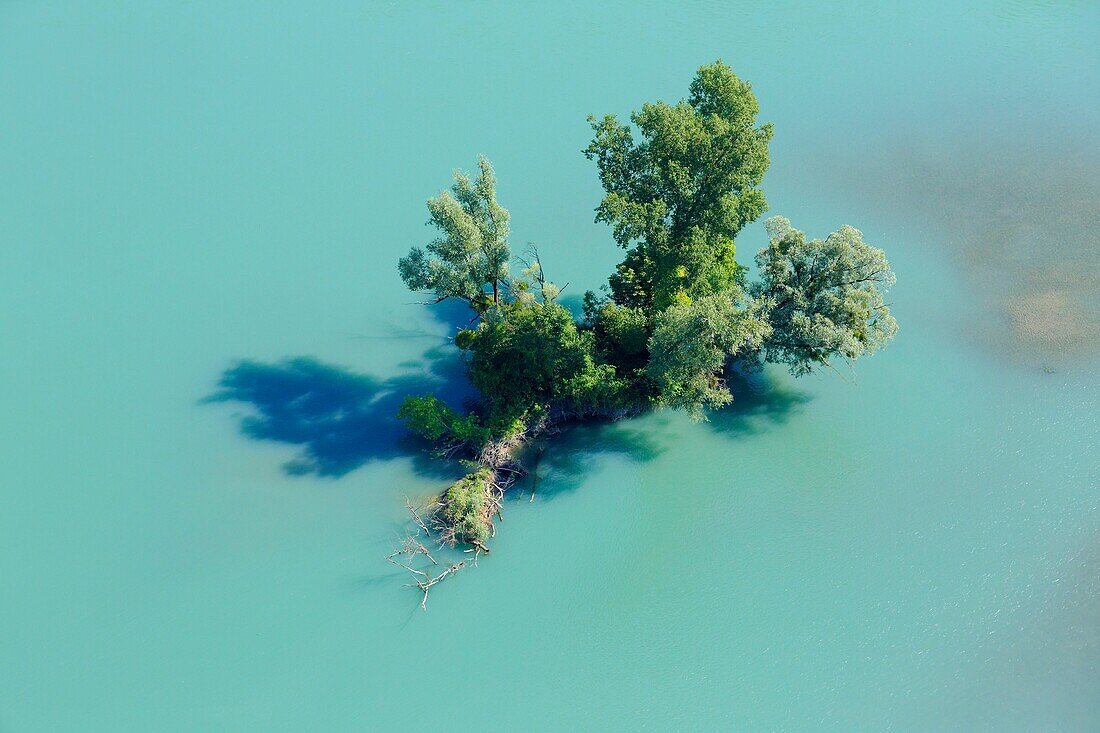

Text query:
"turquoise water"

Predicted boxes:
[[2, 2, 1098, 730]]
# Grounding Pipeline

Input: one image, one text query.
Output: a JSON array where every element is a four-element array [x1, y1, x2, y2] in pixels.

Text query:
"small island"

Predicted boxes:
[[390, 62, 897, 599]]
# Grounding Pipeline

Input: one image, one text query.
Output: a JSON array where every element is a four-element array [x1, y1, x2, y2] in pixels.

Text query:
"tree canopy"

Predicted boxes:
[[751, 216, 898, 376], [647, 291, 771, 418], [584, 60, 772, 311], [398, 155, 510, 314], [462, 298, 620, 434]]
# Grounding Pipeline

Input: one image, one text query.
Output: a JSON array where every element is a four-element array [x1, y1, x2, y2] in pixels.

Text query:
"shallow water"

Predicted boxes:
[[2, 2, 1098, 730]]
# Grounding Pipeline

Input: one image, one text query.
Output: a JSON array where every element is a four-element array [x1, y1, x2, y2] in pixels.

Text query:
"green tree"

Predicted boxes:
[[584, 60, 773, 311], [646, 291, 771, 418], [387, 64, 903, 557], [751, 217, 898, 375], [463, 299, 618, 433], [398, 155, 510, 314], [396, 395, 491, 454], [582, 291, 650, 373]]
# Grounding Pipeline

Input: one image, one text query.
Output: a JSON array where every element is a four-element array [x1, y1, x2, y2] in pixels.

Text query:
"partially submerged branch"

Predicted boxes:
[[410, 562, 467, 610], [386, 532, 437, 567], [387, 493, 482, 610], [405, 498, 432, 537]]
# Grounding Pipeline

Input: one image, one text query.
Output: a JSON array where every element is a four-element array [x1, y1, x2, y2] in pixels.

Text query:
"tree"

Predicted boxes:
[[462, 298, 617, 433], [584, 60, 773, 311], [398, 155, 510, 314], [751, 217, 898, 376], [646, 291, 771, 418]]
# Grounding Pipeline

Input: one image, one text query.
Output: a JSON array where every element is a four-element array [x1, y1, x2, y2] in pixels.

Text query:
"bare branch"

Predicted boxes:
[[405, 498, 432, 537], [414, 561, 467, 610]]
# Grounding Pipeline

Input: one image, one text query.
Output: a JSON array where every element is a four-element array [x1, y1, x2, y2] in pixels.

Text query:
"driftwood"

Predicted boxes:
[[385, 533, 436, 568], [388, 515, 470, 610], [404, 498, 432, 537], [409, 562, 466, 610]]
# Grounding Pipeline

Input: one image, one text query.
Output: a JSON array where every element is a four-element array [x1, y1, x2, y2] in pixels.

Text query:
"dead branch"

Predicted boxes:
[[387, 556, 428, 580], [411, 561, 467, 610], [387, 534, 437, 567], [404, 498, 432, 537], [529, 446, 546, 502], [410, 295, 449, 306]]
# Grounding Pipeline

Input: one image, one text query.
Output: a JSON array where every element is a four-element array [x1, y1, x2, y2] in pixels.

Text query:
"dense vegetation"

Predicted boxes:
[[396, 62, 898, 549]]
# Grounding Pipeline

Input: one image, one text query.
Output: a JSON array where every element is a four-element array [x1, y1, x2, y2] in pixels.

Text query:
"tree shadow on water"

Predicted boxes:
[[517, 417, 669, 500], [519, 368, 810, 500], [704, 367, 812, 438], [203, 347, 471, 479]]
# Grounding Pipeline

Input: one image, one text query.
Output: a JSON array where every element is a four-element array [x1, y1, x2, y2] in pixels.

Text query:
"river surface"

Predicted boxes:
[[2, 2, 1098, 730]]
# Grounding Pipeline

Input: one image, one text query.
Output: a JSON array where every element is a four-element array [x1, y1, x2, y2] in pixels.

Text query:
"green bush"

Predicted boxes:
[[585, 297, 649, 371], [453, 328, 476, 350], [443, 469, 492, 544], [466, 300, 599, 431], [397, 395, 490, 450]]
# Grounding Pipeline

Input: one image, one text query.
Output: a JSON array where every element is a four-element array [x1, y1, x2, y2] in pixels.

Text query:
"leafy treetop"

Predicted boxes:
[[584, 60, 773, 311], [396, 61, 899, 449], [398, 155, 510, 314], [751, 217, 898, 376]]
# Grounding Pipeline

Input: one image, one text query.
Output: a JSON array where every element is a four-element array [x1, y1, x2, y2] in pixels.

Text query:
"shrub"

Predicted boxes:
[[397, 395, 490, 450], [466, 300, 598, 430], [442, 469, 492, 544]]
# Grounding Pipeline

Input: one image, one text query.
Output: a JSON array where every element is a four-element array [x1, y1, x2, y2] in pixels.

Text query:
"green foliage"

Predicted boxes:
[[585, 60, 771, 310], [397, 395, 490, 451], [751, 217, 899, 376], [562, 362, 631, 411], [453, 328, 476, 350], [647, 292, 771, 419], [465, 299, 620, 431], [442, 470, 492, 544], [583, 290, 651, 374], [513, 250, 562, 304], [397, 395, 452, 441], [592, 301, 649, 355], [398, 156, 510, 314], [395, 66, 900, 469]]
